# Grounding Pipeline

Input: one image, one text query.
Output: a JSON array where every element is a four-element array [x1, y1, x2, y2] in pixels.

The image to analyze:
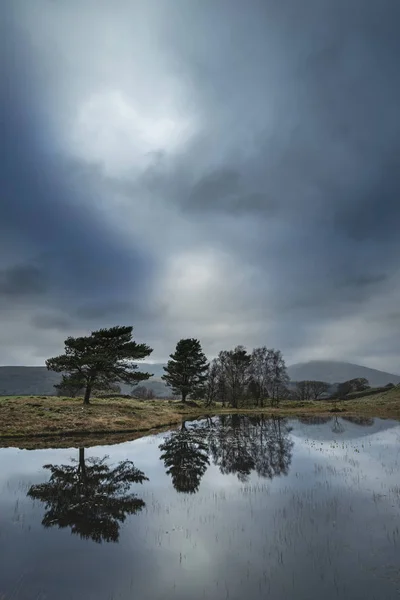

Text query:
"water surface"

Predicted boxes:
[[0, 415, 399, 599]]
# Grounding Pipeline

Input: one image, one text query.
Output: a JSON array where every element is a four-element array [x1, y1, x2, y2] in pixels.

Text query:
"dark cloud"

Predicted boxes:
[[188, 169, 240, 210], [0, 7, 153, 306], [339, 274, 388, 290], [0, 265, 47, 297], [32, 313, 73, 332], [183, 167, 277, 215], [1, 0, 400, 370], [144, 0, 400, 329]]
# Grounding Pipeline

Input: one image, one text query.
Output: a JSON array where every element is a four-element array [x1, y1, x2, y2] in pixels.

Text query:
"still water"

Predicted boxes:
[[0, 415, 399, 600]]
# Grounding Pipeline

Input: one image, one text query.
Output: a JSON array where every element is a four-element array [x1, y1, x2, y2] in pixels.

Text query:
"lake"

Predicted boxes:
[[0, 415, 399, 599]]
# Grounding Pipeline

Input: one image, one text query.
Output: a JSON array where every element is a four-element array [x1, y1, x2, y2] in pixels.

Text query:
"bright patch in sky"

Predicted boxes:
[[164, 250, 218, 302], [69, 90, 194, 176]]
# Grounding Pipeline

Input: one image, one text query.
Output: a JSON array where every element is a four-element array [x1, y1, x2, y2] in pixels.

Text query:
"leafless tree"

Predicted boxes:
[[132, 385, 154, 400], [265, 349, 289, 406], [294, 380, 330, 401], [294, 380, 313, 401], [309, 380, 330, 400], [205, 359, 219, 406], [217, 346, 251, 408], [248, 347, 269, 407]]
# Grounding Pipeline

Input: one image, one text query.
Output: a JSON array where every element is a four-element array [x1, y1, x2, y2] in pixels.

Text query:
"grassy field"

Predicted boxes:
[[0, 387, 399, 448]]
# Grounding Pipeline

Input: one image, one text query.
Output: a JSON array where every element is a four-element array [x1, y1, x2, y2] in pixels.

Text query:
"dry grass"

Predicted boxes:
[[0, 395, 199, 438], [0, 387, 399, 449]]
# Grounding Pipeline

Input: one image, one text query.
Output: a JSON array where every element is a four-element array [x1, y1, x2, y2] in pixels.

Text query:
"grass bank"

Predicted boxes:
[[0, 387, 399, 448]]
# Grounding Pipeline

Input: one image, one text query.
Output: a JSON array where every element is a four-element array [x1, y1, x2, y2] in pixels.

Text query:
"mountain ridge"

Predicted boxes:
[[287, 360, 400, 387]]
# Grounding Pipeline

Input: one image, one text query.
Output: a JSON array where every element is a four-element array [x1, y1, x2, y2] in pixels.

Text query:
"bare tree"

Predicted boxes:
[[294, 380, 313, 401], [265, 349, 289, 406], [132, 386, 154, 400], [205, 359, 219, 406], [207, 346, 290, 408], [293, 380, 329, 401], [309, 380, 330, 400], [248, 347, 269, 407], [215, 352, 229, 407], [217, 346, 251, 408]]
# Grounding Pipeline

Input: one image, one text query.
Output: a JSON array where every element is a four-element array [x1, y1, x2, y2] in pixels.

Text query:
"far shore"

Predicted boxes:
[[0, 388, 399, 449]]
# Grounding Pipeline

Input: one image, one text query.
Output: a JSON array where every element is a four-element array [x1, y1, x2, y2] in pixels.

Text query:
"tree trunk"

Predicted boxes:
[[79, 447, 85, 469], [83, 384, 92, 405], [181, 391, 187, 403], [78, 448, 87, 487]]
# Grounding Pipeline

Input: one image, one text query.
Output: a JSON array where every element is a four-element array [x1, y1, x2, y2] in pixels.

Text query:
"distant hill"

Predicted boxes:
[[0, 367, 62, 396], [287, 361, 400, 388], [0, 365, 170, 397], [2, 360, 399, 398]]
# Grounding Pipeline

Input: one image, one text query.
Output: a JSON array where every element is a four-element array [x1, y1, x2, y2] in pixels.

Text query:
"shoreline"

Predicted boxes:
[[0, 391, 399, 449]]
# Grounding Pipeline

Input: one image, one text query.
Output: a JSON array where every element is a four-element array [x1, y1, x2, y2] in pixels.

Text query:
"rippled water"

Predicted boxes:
[[0, 415, 399, 600]]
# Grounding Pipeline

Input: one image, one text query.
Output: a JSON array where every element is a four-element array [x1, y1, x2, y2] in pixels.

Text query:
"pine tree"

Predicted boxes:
[[28, 448, 148, 543], [162, 338, 209, 403], [159, 422, 210, 493], [46, 326, 152, 405]]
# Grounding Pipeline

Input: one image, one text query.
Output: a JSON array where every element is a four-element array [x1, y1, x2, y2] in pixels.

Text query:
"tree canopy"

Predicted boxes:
[[294, 380, 330, 401], [159, 422, 210, 493], [204, 346, 289, 408], [27, 448, 148, 543], [162, 338, 209, 402], [335, 377, 370, 399], [46, 326, 152, 404]]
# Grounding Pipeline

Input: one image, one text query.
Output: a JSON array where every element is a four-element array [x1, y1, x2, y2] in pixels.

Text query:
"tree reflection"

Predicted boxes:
[[27, 448, 148, 543], [331, 416, 345, 434], [298, 416, 332, 425], [208, 415, 293, 482], [342, 416, 374, 427], [159, 415, 294, 492], [159, 421, 210, 493]]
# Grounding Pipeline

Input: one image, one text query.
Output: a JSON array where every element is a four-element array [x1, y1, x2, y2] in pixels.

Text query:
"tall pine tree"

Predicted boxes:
[[46, 326, 152, 405], [162, 338, 209, 403]]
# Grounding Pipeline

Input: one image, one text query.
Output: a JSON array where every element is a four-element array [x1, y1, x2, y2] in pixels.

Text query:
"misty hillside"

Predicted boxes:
[[1, 360, 399, 397], [142, 364, 167, 378], [0, 365, 170, 397], [287, 361, 400, 387], [0, 367, 62, 396]]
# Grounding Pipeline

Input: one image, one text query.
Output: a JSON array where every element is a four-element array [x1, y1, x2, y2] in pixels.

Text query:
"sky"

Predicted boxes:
[[1, 0, 400, 372]]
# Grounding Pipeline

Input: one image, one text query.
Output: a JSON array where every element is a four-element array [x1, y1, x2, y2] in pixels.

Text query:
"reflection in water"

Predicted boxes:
[[331, 416, 345, 434], [298, 416, 332, 425], [299, 415, 376, 429], [159, 421, 210, 493], [160, 415, 294, 490], [1, 416, 399, 600], [332, 415, 376, 432], [27, 448, 148, 543], [342, 416, 375, 427], [209, 415, 293, 481]]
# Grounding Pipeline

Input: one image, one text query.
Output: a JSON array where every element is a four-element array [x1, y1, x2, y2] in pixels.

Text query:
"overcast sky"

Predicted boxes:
[[1, 0, 400, 371]]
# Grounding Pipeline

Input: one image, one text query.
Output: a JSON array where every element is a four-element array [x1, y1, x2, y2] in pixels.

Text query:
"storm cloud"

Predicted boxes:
[[1, 0, 400, 371]]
